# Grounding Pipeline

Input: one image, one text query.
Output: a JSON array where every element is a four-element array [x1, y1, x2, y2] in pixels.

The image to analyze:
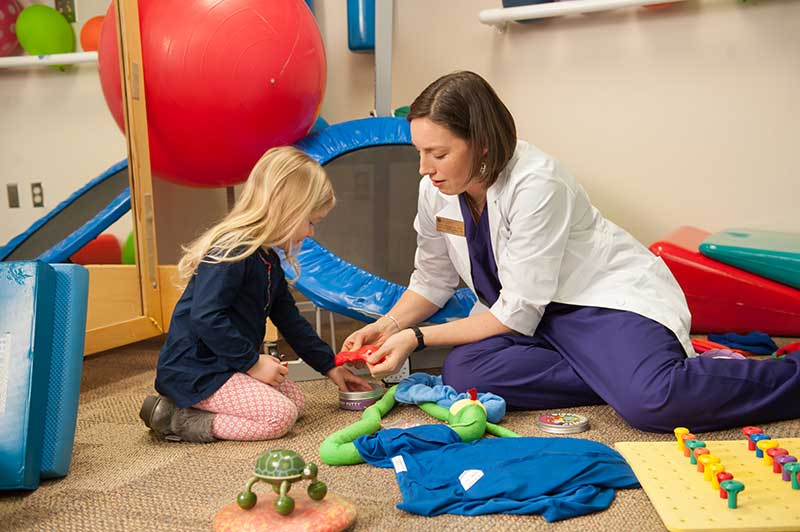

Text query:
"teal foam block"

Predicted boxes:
[[700, 228, 800, 290], [0, 261, 56, 490], [40, 264, 88, 478]]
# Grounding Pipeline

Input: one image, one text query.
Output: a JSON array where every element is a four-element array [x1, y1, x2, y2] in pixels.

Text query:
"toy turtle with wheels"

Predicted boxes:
[[236, 450, 327, 515]]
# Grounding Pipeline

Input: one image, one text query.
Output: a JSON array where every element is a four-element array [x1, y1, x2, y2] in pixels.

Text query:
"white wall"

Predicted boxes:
[[0, 0, 130, 247], [389, 0, 800, 245], [2, 0, 798, 257]]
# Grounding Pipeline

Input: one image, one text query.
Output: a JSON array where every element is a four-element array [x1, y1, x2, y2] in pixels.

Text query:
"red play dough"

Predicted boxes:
[[334, 345, 382, 366]]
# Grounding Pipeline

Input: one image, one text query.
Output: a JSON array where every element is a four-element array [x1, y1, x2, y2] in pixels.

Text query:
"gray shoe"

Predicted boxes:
[[139, 395, 181, 441], [170, 407, 217, 443]]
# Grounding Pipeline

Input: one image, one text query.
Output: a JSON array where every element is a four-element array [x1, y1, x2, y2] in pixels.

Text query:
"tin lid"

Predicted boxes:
[[537, 412, 589, 434], [339, 384, 384, 401]]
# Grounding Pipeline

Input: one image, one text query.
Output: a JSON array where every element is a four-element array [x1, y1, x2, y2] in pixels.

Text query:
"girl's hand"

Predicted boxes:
[[326, 366, 373, 392], [341, 317, 399, 352], [366, 329, 417, 378], [247, 354, 289, 387]]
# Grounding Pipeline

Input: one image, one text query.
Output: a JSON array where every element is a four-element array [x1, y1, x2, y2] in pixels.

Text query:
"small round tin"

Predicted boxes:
[[339, 384, 384, 411], [537, 412, 589, 434]]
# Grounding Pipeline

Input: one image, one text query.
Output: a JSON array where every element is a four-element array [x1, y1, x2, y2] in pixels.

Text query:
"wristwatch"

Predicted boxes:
[[410, 326, 426, 352]]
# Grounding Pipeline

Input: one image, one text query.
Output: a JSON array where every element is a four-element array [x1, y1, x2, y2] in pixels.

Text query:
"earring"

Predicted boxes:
[[480, 162, 487, 175]]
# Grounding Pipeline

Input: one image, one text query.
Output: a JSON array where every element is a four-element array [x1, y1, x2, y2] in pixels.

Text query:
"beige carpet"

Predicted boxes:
[[2, 337, 798, 532]]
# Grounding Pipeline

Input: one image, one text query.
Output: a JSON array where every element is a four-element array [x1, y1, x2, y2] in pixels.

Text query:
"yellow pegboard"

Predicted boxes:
[[615, 438, 800, 532]]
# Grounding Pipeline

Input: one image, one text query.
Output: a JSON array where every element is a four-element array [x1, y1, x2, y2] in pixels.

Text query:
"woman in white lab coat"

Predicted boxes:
[[343, 71, 800, 433]]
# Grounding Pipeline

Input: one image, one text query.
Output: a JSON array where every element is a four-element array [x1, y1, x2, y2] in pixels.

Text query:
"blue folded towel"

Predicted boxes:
[[707, 331, 779, 355]]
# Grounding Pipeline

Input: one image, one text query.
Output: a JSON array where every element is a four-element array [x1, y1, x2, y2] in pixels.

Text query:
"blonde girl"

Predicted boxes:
[[140, 146, 370, 442]]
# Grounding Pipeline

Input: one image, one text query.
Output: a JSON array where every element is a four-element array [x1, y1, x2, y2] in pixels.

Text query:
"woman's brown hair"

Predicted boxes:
[[407, 71, 517, 187]]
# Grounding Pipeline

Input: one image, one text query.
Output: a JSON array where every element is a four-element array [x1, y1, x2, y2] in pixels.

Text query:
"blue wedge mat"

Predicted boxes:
[[41, 264, 88, 478], [0, 261, 56, 490], [699, 228, 800, 290]]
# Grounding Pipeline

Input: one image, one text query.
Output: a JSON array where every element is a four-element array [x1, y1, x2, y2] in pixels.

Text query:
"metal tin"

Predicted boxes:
[[537, 412, 589, 434], [339, 384, 384, 411]]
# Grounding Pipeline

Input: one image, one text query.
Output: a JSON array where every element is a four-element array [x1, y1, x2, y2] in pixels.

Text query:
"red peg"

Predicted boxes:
[[717, 472, 734, 498], [695, 448, 711, 471], [742, 426, 763, 451], [768, 448, 789, 473]]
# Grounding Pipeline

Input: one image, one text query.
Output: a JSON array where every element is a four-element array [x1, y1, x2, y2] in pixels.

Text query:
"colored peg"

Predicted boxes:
[[720, 480, 745, 509], [776, 455, 797, 478], [742, 426, 763, 451], [784, 462, 800, 490], [674, 427, 690, 452], [685, 440, 706, 465], [757, 440, 779, 465], [710, 464, 726, 490], [699, 455, 720, 481], [717, 472, 734, 498], [767, 448, 788, 471], [682, 433, 697, 457], [750, 434, 771, 457], [695, 448, 711, 471]]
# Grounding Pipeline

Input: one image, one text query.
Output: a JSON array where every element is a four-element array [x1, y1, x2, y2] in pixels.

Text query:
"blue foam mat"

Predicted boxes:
[[41, 264, 88, 478], [0, 262, 56, 490]]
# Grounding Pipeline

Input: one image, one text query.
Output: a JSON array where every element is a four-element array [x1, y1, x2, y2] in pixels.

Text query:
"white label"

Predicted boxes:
[[391, 455, 407, 473], [0, 333, 9, 414], [458, 469, 484, 491]]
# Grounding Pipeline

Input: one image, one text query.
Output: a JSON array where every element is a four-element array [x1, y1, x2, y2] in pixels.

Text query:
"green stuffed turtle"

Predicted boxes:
[[236, 450, 327, 515]]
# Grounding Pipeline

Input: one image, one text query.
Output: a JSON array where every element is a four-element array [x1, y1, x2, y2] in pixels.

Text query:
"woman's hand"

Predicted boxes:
[[341, 317, 399, 352], [247, 354, 289, 387], [326, 366, 373, 392], [366, 329, 418, 378]]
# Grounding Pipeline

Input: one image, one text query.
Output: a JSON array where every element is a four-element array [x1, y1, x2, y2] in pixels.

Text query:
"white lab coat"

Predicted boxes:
[[408, 140, 694, 357]]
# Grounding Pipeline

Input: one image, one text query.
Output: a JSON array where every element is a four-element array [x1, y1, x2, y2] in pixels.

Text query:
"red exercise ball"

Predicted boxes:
[[80, 15, 103, 51], [98, 0, 326, 188]]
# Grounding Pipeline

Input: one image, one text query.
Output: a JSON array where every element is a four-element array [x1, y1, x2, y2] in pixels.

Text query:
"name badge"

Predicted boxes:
[[436, 216, 465, 237]]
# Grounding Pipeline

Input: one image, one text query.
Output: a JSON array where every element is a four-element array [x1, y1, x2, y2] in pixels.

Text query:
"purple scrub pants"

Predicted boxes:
[[441, 303, 800, 433]]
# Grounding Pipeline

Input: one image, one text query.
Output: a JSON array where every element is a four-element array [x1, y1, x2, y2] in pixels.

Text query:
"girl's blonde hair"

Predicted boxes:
[[177, 146, 334, 284]]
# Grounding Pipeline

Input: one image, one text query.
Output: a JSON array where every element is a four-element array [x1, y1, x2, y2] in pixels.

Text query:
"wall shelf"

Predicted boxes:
[[0, 51, 98, 69], [479, 0, 688, 30]]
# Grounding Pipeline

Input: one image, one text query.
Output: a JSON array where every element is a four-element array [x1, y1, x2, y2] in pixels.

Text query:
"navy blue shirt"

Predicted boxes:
[[155, 247, 335, 408]]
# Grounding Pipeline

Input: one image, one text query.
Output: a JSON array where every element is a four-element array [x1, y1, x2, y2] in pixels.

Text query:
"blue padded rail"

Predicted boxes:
[[41, 264, 88, 478], [292, 116, 476, 323], [0, 261, 56, 490]]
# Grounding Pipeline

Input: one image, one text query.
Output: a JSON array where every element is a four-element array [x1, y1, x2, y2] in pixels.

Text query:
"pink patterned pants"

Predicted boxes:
[[194, 372, 305, 441]]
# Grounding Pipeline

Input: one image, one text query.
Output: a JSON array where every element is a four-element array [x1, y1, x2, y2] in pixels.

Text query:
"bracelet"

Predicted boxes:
[[384, 314, 401, 331]]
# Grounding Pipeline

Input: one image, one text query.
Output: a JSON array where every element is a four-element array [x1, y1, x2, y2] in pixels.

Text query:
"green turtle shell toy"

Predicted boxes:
[[236, 450, 327, 515]]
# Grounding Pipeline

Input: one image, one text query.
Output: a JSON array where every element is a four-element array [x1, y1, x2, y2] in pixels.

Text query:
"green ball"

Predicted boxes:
[[122, 232, 136, 264], [236, 490, 257, 510], [15, 5, 75, 56], [307, 481, 327, 501], [275, 495, 294, 515]]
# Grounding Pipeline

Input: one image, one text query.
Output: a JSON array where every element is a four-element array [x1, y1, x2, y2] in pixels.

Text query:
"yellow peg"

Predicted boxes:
[[710, 463, 726, 490], [698, 454, 721, 481], [674, 427, 690, 452], [757, 440, 779, 466]]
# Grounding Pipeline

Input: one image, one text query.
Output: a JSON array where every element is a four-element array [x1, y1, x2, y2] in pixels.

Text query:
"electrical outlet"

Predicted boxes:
[[55, 0, 77, 23], [6, 184, 19, 208], [31, 183, 44, 208]]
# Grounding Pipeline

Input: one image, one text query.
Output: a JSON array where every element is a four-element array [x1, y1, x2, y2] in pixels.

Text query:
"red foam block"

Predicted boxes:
[[649, 226, 800, 336]]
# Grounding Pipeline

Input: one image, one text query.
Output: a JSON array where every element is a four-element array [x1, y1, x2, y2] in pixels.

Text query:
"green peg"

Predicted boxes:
[[685, 439, 707, 465], [784, 462, 800, 490], [720, 480, 745, 509]]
